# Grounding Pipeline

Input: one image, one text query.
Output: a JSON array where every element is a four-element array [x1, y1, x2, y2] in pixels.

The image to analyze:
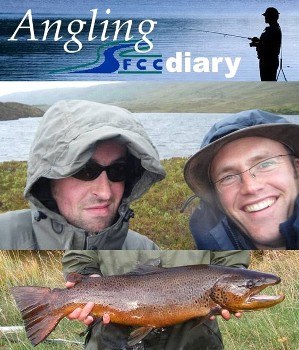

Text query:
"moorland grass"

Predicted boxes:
[[0, 251, 298, 349], [219, 251, 299, 350], [0, 251, 83, 349]]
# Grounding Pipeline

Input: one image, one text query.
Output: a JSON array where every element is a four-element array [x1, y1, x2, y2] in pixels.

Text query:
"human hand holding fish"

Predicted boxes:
[[11, 263, 284, 347], [65, 274, 242, 325], [66, 274, 102, 326]]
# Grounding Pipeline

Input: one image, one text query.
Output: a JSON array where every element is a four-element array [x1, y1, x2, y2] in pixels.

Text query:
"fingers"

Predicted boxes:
[[65, 275, 104, 326], [220, 309, 231, 320], [209, 310, 243, 321], [102, 313, 111, 324], [65, 281, 76, 288], [220, 310, 243, 320], [67, 302, 95, 325]]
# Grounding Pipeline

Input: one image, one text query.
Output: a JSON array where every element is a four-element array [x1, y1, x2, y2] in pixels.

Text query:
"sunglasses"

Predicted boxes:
[[72, 159, 128, 182]]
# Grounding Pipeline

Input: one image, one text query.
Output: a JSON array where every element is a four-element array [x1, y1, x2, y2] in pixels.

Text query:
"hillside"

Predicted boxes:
[[0, 102, 44, 121], [0, 82, 299, 118]]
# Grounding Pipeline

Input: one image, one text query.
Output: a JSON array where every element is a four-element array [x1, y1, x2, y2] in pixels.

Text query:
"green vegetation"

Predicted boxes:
[[0, 161, 28, 212], [219, 251, 299, 350], [0, 251, 298, 349], [2, 82, 299, 115], [0, 159, 196, 249], [131, 157, 196, 249], [0, 251, 83, 349]]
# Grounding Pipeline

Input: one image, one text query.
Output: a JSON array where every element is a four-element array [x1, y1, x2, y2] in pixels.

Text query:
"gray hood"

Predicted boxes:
[[23, 100, 165, 249]]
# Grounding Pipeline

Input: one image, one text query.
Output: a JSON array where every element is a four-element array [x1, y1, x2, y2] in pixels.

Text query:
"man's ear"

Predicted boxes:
[[294, 158, 299, 177]]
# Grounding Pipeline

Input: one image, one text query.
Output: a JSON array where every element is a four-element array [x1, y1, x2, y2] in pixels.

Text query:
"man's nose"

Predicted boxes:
[[91, 171, 112, 199], [239, 170, 264, 194]]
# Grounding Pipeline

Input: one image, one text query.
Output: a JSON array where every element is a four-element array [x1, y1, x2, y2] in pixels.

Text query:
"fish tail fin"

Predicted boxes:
[[11, 286, 64, 346]]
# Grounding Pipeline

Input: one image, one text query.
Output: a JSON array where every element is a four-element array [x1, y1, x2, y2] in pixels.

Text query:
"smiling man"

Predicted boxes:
[[0, 100, 165, 249], [184, 109, 299, 249]]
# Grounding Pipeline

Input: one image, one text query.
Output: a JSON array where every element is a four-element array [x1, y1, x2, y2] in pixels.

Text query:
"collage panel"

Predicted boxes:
[[0, 0, 298, 81], [1, 0, 299, 349], [0, 82, 298, 250], [0, 250, 298, 349]]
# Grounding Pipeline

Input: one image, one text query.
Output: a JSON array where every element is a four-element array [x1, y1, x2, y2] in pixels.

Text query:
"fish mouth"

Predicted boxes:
[[247, 292, 285, 304], [245, 281, 285, 308]]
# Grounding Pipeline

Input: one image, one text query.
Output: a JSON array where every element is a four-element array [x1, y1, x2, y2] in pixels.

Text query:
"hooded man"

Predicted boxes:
[[0, 100, 165, 249], [184, 109, 299, 250]]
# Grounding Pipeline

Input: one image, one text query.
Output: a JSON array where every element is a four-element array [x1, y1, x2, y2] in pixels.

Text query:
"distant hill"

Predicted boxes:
[[0, 82, 299, 115], [0, 102, 44, 121]]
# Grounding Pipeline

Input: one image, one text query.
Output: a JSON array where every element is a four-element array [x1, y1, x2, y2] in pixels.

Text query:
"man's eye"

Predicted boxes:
[[220, 174, 237, 184], [257, 160, 276, 170]]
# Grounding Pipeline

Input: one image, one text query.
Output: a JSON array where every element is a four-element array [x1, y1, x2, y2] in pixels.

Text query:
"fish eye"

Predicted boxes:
[[246, 280, 255, 289]]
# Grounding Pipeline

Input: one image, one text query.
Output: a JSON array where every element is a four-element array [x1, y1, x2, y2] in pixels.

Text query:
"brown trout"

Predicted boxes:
[[11, 263, 284, 347]]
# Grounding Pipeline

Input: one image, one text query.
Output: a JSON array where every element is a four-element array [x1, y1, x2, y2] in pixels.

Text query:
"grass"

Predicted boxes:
[[219, 251, 299, 350], [0, 161, 28, 212], [0, 251, 83, 350], [0, 158, 196, 249], [4, 82, 299, 114], [0, 251, 298, 349], [131, 157, 196, 249]]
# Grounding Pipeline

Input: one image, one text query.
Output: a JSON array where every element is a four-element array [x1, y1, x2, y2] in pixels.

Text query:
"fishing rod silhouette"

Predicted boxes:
[[185, 28, 252, 40], [186, 28, 287, 81]]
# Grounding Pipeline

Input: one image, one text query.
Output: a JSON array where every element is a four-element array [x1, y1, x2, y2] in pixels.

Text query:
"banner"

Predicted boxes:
[[1, 0, 298, 81]]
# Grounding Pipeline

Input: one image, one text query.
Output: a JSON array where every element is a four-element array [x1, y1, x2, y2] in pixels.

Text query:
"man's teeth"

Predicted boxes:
[[245, 198, 275, 213]]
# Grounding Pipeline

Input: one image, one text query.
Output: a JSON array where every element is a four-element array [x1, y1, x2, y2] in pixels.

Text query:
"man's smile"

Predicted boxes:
[[243, 197, 276, 213], [85, 204, 111, 214]]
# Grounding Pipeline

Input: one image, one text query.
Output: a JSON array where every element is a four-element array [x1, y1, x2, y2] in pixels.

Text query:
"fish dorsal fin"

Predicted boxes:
[[126, 258, 162, 276], [65, 272, 85, 284], [127, 326, 154, 347]]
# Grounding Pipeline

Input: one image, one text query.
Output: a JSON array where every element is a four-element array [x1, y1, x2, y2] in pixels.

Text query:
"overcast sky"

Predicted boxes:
[[2, 0, 296, 18], [0, 81, 117, 97]]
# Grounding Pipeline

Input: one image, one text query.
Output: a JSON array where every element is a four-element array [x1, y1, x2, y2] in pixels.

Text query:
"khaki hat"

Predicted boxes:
[[184, 109, 299, 207]]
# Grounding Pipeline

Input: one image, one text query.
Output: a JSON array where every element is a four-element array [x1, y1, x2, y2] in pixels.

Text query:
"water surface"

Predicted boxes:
[[1, 113, 298, 162]]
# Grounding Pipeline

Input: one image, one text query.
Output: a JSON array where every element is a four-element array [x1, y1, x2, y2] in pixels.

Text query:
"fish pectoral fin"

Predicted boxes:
[[127, 326, 154, 347], [209, 305, 222, 317], [190, 316, 208, 329], [190, 307, 223, 330], [79, 316, 103, 337], [101, 323, 132, 349]]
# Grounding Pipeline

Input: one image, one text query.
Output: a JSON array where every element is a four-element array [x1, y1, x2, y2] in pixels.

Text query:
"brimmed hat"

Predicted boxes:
[[184, 109, 299, 207], [262, 7, 280, 16]]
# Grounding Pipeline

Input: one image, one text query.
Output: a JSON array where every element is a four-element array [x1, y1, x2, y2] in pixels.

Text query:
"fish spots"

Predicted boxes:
[[210, 287, 225, 305], [12, 264, 284, 346]]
